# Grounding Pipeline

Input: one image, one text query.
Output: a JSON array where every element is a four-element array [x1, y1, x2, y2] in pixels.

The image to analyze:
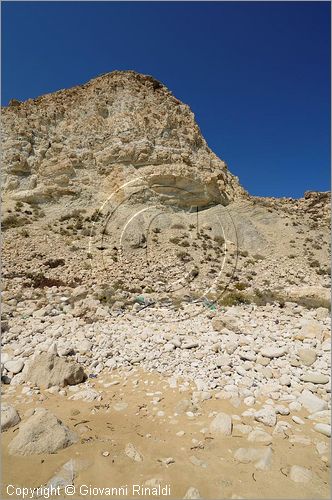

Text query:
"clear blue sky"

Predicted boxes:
[[2, 1, 330, 198]]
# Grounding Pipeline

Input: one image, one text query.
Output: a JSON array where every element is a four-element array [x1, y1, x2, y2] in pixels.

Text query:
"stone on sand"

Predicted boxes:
[[8, 409, 77, 455], [25, 353, 85, 389]]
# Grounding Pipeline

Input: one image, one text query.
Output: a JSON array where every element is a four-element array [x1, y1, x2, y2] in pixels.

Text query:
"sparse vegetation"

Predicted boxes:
[[169, 237, 181, 245], [234, 282, 248, 291], [24, 272, 68, 288], [213, 235, 225, 244], [180, 240, 190, 247], [176, 250, 192, 262], [45, 258, 65, 268], [60, 209, 84, 222], [2, 213, 30, 230], [15, 201, 24, 212], [20, 229, 29, 238], [294, 296, 330, 311], [309, 259, 320, 268]]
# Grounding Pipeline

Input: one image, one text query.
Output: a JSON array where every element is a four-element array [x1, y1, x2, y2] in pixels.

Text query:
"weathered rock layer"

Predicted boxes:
[[2, 71, 245, 210]]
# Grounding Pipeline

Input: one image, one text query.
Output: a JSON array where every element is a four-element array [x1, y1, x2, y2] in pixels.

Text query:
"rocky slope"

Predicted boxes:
[[1, 71, 331, 499]]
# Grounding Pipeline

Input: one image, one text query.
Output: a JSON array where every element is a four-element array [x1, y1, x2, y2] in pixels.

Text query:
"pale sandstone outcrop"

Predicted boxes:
[[2, 71, 245, 211], [24, 352, 85, 389]]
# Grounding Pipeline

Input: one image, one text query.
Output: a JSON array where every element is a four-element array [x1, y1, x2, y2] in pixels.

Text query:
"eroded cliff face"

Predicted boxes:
[[2, 70, 329, 311], [2, 71, 246, 211]]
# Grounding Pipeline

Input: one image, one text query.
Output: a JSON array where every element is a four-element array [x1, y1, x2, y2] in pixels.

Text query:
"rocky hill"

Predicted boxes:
[[2, 71, 330, 310], [1, 71, 330, 500]]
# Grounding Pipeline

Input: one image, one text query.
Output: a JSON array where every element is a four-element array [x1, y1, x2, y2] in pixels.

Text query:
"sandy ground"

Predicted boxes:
[[1, 369, 330, 500]]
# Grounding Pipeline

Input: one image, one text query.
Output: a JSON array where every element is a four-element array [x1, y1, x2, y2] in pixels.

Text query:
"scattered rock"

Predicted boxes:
[[307, 410, 330, 423], [77, 340, 92, 354], [315, 307, 330, 320], [214, 354, 231, 368], [247, 429, 272, 445], [298, 349, 317, 367], [189, 456, 207, 468], [233, 424, 253, 435], [4, 359, 24, 374], [300, 320, 323, 341], [254, 407, 277, 427], [144, 478, 162, 487], [113, 402, 128, 411], [182, 341, 199, 349], [1, 404, 20, 431], [314, 423, 331, 437], [289, 465, 313, 483], [212, 315, 240, 333], [209, 412, 232, 436], [292, 416, 304, 425], [25, 353, 85, 389], [316, 441, 329, 457], [69, 388, 102, 402], [260, 346, 287, 359], [279, 374, 291, 386], [158, 457, 175, 466], [300, 373, 329, 384], [234, 447, 273, 470], [175, 399, 195, 415], [239, 350, 256, 362], [47, 458, 90, 490]]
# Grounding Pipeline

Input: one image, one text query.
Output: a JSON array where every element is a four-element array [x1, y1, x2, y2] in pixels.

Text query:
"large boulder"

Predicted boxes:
[[1, 404, 20, 431], [8, 409, 77, 455], [24, 353, 85, 389]]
